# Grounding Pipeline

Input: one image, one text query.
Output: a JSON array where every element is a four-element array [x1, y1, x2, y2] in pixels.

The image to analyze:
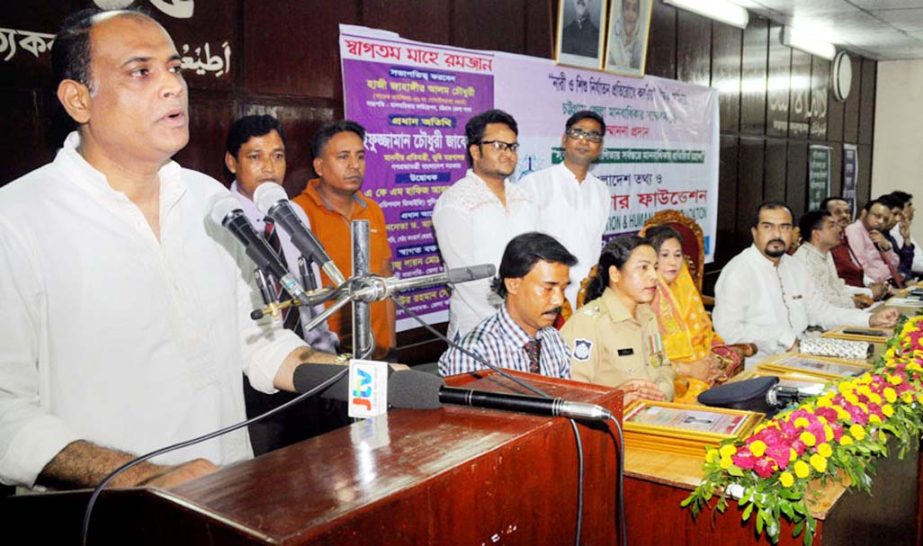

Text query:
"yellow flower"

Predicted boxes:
[[840, 435, 854, 446], [719, 444, 737, 458], [835, 407, 851, 421], [779, 472, 795, 488], [869, 414, 882, 424], [901, 392, 913, 404], [749, 440, 767, 458], [850, 424, 866, 441], [810, 454, 828, 473], [837, 382, 853, 395], [888, 375, 903, 386], [817, 396, 833, 408], [857, 403, 869, 414], [857, 385, 872, 397], [790, 448, 797, 462], [705, 449, 719, 463], [917, 394, 923, 404], [883, 387, 898, 403], [719, 457, 734, 470], [817, 443, 833, 458], [800, 431, 817, 447], [868, 392, 882, 405], [794, 460, 811, 479], [907, 362, 922, 373], [845, 393, 860, 405], [794, 417, 809, 429], [882, 404, 894, 417]]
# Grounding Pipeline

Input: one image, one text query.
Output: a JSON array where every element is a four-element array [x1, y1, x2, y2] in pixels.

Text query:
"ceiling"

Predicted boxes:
[[732, 0, 923, 60]]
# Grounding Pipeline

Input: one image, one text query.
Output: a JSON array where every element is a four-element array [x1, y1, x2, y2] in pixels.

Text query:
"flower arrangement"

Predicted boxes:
[[681, 313, 923, 545]]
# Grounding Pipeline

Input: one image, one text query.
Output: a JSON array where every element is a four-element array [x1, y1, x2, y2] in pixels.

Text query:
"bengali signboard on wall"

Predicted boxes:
[[340, 25, 718, 331], [808, 145, 831, 211]]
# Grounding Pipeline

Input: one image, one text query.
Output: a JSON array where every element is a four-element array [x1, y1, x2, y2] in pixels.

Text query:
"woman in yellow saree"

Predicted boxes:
[[646, 226, 744, 401]]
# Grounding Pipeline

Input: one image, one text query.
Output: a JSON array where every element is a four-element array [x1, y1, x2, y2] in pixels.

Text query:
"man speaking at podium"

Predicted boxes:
[[0, 8, 338, 491]]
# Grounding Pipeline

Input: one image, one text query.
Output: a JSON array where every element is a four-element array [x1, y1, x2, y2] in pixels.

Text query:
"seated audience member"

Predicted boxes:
[[561, 236, 674, 406], [433, 109, 538, 341], [439, 232, 575, 378], [793, 210, 874, 309], [714, 201, 898, 364], [844, 198, 904, 288], [645, 226, 743, 390], [225, 114, 344, 455], [520, 110, 609, 309], [823, 196, 870, 290], [888, 190, 922, 278], [292, 120, 396, 359], [879, 193, 917, 281]]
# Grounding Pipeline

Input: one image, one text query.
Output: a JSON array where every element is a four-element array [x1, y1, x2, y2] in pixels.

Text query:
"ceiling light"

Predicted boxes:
[[781, 26, 836, 60], [663, 0, 749, 30]]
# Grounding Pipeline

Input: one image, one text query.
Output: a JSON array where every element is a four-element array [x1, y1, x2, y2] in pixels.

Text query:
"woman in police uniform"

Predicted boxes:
[[560, 235, 674, 406]]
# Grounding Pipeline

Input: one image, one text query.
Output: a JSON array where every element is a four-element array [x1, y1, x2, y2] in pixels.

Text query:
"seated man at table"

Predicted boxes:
[[793, 210, 874, 309], [888, 190, 922, 279], [714, 201, 898, 364], [879, 193, 918, 282], [845, 198, 904, 288], [439, 232, 575, 378]]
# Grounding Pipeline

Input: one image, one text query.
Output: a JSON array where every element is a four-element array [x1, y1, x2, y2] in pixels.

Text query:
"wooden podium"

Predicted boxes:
[[4, 371, 623, 545]]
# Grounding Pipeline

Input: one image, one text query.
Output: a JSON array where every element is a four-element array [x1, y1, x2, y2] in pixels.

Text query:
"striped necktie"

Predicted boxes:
[[523, 338, 542, 374], [264, 219, 304, 338]]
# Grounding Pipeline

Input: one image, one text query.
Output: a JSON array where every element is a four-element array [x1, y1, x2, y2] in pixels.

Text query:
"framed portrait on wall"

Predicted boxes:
[[556, 0, 608, 70], [604, 0, 652, 77]]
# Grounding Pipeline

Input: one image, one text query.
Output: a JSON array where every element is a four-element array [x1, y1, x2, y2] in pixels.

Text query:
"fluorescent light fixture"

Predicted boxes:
[[781, 26, 836, 60], [664, 0, 749, 29]]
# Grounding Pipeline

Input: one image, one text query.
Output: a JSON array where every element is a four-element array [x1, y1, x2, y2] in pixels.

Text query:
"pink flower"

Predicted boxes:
[[732, 448, 756, 470], [765, 443, 791, 470], [754, 456, 777, 478]]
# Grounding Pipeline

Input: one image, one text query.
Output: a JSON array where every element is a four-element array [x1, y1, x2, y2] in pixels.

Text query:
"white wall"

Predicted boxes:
[[873, 60, 923, 245]]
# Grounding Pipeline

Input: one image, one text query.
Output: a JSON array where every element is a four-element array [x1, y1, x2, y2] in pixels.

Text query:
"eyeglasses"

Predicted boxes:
[[566, 128, 604, 143], [479, 140, 520, 153]]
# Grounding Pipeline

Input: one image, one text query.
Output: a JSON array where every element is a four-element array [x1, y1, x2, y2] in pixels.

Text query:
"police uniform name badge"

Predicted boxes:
[[648, 333, 665, 368]]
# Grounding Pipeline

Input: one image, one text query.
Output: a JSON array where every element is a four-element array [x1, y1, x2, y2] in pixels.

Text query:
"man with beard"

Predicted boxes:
[[520, 110, 609, 309], [439, 232, 575, 378], [844, 198, 904, 288], [888, 191, 922, 278], [561, 0, 600, 58], [433, 109, 538, 340], [713, 202, 897, 364]]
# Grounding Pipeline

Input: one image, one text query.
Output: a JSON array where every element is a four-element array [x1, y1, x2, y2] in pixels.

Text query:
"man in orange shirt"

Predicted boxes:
[[293, 120, 396, 359]]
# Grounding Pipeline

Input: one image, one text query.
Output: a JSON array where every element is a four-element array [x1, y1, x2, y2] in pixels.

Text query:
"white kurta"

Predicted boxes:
[[0, 133, 304, 487], [713, 245, 870, 365], [432, 170, 538, 340], [520, 163, 609, 307]]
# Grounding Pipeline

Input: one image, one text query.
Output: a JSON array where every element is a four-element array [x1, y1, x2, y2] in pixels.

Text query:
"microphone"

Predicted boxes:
[[253, 182, 347, 286], [350, 264, 496, 303], [207, 192, 312, 304], [292, 365, 611, 421]]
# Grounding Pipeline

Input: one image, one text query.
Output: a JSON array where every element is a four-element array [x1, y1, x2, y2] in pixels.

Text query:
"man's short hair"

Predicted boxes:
[[889, 190, 913, 207], [51, 7, 149, 88], [862, 198, 884, 213], [565, 110, 605, 132], [751, 200, 793, 229], [225, 115, 287, 157], [464, 109, 518, 166], [799, 210, 832, 242], [490, 232, 577, 299], [311, 120, 366, 158], [877, 194, 902, 211], [819, 196, 848, 212]]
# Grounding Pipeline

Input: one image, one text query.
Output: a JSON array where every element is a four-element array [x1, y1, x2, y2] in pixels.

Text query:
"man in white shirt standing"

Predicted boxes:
[[714, 201, 898, 364], [433, 109, 538, 340], [225, 114, 343, 455], [0, 8, 339, 490], [792, 210, 873, 309], [521, 110, 609, 309]]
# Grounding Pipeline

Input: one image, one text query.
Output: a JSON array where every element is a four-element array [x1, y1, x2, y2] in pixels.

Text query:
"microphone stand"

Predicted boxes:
[[350, 220, 375, 359]]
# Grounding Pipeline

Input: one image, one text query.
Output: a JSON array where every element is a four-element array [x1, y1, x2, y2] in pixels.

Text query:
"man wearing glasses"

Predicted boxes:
[[433, 109, 539, 340], [521, 111, 609, 308]]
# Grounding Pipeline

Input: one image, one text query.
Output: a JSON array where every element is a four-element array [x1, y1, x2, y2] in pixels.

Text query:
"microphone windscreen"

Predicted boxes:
[[446, 264, 496, 284], [254, 181, 289, 214], [207, 192, 242, 225], [292, 363, 350, 397], [697, 376, 779, 413], [389, 370, 443, 410]]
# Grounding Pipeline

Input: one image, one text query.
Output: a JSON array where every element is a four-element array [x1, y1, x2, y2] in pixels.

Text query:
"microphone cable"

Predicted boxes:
[[80, 367, 349, 546], [392, 297, 620, 546]]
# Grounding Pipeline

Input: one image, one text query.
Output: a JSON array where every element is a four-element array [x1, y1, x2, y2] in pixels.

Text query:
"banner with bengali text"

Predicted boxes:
[[340, 26, 718, 331]]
